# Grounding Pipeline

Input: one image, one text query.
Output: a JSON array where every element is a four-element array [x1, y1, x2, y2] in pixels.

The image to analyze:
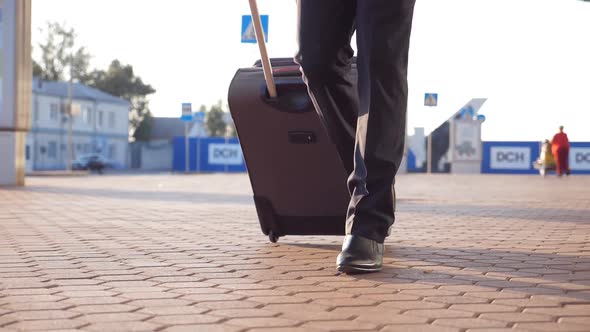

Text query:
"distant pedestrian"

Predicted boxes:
[[551, 126, 570, 176]]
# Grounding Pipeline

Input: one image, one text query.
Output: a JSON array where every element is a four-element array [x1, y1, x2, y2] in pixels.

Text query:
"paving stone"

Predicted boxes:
[[4, 319, 86, 331], [209, 308, 277, 318], [514, 322, 590, 331], [148, 314, 223, 325], [434, 318, 508, 329], [479, 312, 554, 322], [3, 301, 73, 311], [138, 306, 209, 316], [355, 312, 429, 325], [78, 312, 151, 323], [449, 304, 519, 313], [558, 316, 590, 325], [0, 315, 18, 328], [84, 321, 161, 332], [63, 296, 128, 305], [380, 325, 460, 332], [225, 317, 299, 328], [162, 325, 243, 332], [248, 328, 324, 332], [404, 308, 475, 318], [2, 174, 590, 332], [71, 304, 137, 314], [8, 310, 80, 320], [196, 300, 261, 310], [301, 320, 378, 331]]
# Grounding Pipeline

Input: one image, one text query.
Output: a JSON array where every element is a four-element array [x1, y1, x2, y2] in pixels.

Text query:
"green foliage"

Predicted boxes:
[[206, 101, 227, 137], [133, 111, 154, 141], [202, 101, 237, 138], [35, 22, 91, 82], [85, 60, 156, 134], [32, 60, 44, 77], [33, 22, 155, 138]]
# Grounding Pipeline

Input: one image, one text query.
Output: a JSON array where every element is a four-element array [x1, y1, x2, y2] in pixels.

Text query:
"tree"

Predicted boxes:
[[133, 111, 154, 141], [85, 60, 156, 137], [35, 22, 91, 82], [206, 101, 227, 137], [33, 22, 156, 137], [32, 60, 44, 77]]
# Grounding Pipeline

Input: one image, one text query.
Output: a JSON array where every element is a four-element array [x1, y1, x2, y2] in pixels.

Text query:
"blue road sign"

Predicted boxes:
[[241, 15, 269, 43], [193, 111, 206, 123], [424, 93, 438, 107], [181, 103, 193, 122]]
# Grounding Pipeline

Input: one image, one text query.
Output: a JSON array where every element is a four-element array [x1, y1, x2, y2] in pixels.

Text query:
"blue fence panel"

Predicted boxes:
[[173, 137, 247, 173], [569, 142, 590, 175], [482, 141, 590, 175], [481, 141, 540, 174], [174, 138, 588, 175]]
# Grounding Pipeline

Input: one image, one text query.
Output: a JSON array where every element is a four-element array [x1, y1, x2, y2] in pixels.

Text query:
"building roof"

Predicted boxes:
[[32, 77, 130, 107], [150, 117, 192, 140]]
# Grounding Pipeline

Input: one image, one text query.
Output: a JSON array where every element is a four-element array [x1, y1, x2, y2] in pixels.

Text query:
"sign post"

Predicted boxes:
[[181, 103, 192, 173], [222, 113, 233, 173], [193, 111, 205, 173]]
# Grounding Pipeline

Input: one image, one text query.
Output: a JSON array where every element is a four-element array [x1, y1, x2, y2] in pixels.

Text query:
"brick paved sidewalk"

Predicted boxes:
[[0, 174, 589, 332]]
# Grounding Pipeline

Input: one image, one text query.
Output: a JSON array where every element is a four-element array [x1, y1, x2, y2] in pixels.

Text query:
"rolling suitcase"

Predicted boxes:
[[227, 0, 355, 243]]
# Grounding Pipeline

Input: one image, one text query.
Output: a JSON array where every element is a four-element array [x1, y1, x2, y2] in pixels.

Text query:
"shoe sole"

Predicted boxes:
[[337, 264, 381, 274]]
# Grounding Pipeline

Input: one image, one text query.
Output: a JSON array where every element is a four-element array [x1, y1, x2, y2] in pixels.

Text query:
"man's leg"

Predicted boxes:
[[294, 0, 358, 175], [558, 148, 568, 176], [564, 148, 570, 175], [347, 0, 416, 243]]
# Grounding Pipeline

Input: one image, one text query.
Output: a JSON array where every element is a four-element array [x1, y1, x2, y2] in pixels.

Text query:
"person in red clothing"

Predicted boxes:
[[551, 126, 571, 176]]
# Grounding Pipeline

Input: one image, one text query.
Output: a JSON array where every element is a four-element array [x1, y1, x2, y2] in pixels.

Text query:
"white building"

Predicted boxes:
[[26, 78, 130, 172]]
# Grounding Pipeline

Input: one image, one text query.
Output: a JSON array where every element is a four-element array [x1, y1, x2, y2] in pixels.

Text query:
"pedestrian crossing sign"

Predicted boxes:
[[424, 93, 438, 107], [241, 15, 269, 43]]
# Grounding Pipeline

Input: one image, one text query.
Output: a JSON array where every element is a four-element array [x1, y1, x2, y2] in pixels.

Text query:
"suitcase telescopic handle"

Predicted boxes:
[[248, 0, 278, 98]]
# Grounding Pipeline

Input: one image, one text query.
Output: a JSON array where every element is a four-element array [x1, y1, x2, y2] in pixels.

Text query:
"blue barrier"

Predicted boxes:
[[568, 142, 590, 175], [173, 138, 590, 174], [482, 141, 540, 174], [482, 141, 590, 175], [173, 137, 247, 173]]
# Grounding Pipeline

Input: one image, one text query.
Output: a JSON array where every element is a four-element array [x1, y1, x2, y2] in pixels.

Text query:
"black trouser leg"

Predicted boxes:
[[296, 0, 415, 243], [347, 0, 415, 243], [294, 0, 358, 175]]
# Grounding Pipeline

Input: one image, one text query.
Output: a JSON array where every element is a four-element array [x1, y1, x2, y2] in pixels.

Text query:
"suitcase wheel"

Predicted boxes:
[[268, 231, 279, 243]]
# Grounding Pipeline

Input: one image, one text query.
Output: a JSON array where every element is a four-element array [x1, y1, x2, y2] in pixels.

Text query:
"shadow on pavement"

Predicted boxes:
[[400, 201, 590, 224], [284, 242, 590, 301], [7, 185, 254, 205]]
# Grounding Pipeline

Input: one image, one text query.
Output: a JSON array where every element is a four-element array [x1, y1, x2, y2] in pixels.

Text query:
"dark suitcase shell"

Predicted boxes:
[[228, 58, 354, 242]]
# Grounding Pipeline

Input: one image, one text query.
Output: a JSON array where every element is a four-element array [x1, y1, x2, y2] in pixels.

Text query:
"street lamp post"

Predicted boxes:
[[66, 53, 74, 172]]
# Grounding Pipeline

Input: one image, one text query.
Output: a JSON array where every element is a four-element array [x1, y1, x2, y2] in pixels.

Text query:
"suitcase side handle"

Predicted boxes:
[[248, 0, 277, 98], [259, 82, 312, 113]]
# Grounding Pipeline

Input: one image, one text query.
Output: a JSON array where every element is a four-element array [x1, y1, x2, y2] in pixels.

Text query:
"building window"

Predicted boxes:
[[108, 112, 115, 129], [82, 107, 93, 125], [50, 103, 59, 121], [108, 144, 117, 159], [97, 110, 104, 127], [84, 144, 91, 153], [34, 99, 39, 122], [48, 142, 57, 159]]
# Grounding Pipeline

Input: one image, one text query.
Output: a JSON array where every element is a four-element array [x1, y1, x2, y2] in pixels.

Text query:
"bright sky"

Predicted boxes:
[[32, 0, 590, 141]]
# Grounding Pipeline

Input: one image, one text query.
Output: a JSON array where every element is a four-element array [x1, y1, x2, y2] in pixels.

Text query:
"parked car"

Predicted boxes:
[[72, 154, 112, 173]]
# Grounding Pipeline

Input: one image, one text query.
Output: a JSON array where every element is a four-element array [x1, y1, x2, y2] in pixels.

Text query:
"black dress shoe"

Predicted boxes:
[[336, 235, 384, 274]]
